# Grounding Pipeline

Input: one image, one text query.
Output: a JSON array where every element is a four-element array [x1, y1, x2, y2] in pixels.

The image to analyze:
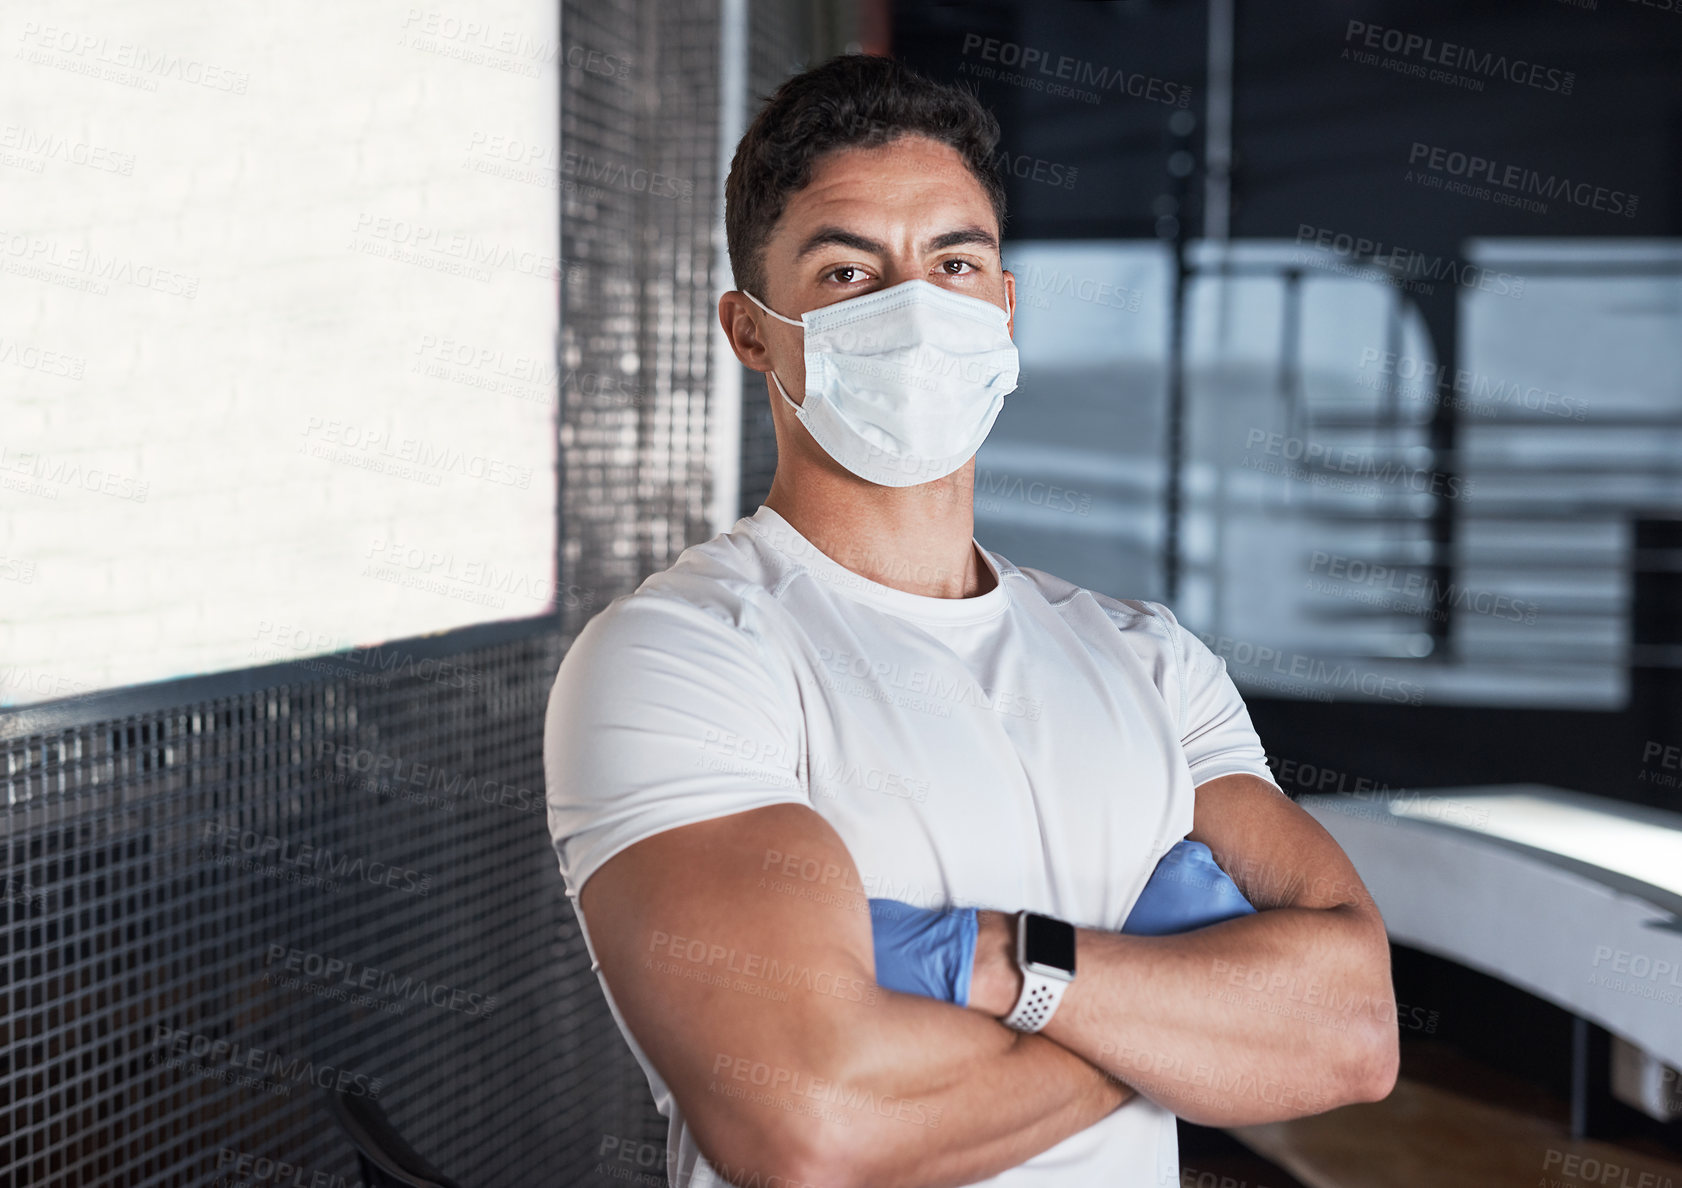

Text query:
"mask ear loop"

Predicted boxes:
[[741, 289, 805, 327], [741, 291, 807, 411]]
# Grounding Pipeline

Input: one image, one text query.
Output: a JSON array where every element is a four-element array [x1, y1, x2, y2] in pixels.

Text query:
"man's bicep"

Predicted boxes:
[[578, 801, 875, 1168], [1188, 772, 1381, 918]]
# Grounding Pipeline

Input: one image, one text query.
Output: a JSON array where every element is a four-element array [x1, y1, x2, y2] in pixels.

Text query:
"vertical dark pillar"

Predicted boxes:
[[1162, 111, 1197, 602], [1413, 272, 1461, 661], [1570, 1016, 1614, 1141]]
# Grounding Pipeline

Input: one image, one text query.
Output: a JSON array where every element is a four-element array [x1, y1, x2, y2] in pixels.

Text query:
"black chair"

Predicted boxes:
[[326, 1089, 466, 1188]]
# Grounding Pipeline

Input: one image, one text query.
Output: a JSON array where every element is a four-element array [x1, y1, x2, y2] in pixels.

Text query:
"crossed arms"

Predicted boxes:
[[577, 772, 1399, 1188]]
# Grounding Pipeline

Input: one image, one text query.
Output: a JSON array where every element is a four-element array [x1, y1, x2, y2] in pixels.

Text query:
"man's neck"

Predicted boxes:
[[763, 466, 994, 600]]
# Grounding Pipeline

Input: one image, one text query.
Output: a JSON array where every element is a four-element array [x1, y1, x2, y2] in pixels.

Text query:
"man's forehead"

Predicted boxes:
[[769, 138, 1000, 255], [790, 224, 999, 262]]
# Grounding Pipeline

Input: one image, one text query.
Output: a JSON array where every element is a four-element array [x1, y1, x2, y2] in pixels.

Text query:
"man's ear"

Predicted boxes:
[[719, 291, 772, 373], [1002, 269, 1017, 338]]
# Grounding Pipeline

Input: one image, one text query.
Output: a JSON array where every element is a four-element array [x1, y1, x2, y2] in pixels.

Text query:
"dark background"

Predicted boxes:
[[891, 0, 1682, 812]]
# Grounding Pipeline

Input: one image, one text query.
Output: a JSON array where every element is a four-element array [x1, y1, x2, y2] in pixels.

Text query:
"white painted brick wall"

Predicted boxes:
[[0, 1, 559, 707]]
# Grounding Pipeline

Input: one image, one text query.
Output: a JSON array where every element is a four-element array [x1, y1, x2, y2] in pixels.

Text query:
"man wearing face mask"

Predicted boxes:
[[544, 54, 1397, 1188]]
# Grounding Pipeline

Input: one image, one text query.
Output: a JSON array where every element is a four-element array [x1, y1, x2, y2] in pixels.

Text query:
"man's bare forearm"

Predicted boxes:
[[770, 986, 1133, 1188], [584, 803, 1138, 1188], [967, 903, 1395, 1126]]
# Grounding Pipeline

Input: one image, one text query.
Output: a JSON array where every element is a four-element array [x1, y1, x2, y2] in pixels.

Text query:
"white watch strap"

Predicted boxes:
[[1002, 963, 1070, 1032]]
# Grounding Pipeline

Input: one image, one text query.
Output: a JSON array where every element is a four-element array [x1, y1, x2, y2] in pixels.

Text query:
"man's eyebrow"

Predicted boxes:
[[925, 226, 999, 253], [793, 227, 888, 260], [791, 225, 1000, 260]]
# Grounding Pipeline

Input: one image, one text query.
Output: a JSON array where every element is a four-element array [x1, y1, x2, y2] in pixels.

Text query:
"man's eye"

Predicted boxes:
[[828, 266, 865, 284], [942, 260, 976, 275]]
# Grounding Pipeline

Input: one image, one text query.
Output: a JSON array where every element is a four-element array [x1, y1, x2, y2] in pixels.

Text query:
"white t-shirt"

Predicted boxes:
[[544, 503, 1281, 1188]]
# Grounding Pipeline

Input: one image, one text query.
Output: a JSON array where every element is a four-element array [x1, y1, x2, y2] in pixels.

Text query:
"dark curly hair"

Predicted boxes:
[[724, 54, 1007, 299]]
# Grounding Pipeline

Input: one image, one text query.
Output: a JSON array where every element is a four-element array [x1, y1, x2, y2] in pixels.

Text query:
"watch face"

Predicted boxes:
[[1022, 913, 1076, 977]]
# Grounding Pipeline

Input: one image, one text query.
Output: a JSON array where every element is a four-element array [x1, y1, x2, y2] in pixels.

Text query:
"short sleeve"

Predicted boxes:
[[543, 592, 810, 896], [1146, 602, 1283, 793]]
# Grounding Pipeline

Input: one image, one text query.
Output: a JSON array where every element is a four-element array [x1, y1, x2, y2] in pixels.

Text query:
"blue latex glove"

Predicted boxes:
[[1121, 839, 1255, 936], [866, 840, 1253, 1007], [867, 898, 978, 1007]]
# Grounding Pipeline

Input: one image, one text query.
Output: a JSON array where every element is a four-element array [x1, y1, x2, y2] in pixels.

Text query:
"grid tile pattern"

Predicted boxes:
[[561, 0, 725, 639], [0, 627, 639, 1187]]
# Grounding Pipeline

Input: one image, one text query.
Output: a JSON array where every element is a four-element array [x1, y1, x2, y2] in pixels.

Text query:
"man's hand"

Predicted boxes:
[[1121, 839, 1256, 936], [965, 775, 1400, 1126], [871, 838, 1257, 1008], [868, 898, 979, 1005]]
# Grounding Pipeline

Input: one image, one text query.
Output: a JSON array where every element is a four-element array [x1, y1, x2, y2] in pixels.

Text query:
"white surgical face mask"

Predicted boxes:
[[743, 279, 1019, 487]]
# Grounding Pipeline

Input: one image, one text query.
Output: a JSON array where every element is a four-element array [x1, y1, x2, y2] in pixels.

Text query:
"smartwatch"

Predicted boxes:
[[1001, 911, 1077, 1033]]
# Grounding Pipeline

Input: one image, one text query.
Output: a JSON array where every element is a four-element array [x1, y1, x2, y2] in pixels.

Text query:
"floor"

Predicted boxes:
[[1207, 1038, 1682, 1188]]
